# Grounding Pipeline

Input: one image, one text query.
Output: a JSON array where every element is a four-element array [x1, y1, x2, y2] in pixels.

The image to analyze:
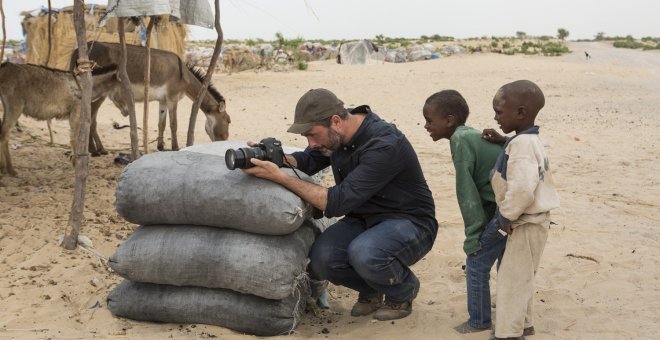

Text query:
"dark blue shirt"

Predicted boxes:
[[292, 107, 438, 235]]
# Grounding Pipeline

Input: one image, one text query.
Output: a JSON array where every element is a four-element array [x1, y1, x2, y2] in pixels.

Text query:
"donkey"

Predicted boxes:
[[71, 42, 230, 155], [0, 62, 120, 176]]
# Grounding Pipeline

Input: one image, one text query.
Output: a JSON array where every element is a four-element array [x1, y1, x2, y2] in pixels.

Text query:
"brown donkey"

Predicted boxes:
[[71, 42, 230, 155], [0, 62, 120, 176]]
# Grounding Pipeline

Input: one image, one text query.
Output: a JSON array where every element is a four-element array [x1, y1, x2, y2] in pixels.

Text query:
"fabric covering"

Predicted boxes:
[[109, 219, 329, 300], [115, 150, 314, 235], [107, 279, 308, 336], [105, 0, 213, 28]]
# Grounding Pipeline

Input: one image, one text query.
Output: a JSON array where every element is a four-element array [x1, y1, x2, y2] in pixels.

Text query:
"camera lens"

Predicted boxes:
[[225, 149, 242, 170], [225, 147, 267, 170]]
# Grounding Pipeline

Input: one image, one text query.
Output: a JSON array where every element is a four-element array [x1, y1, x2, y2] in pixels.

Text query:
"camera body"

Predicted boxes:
[[225, 138, 285, 170]]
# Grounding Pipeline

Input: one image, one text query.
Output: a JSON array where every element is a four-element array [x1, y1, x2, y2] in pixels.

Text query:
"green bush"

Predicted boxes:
[[297, 61, 308, 71], [540, 42, 570, 56], [613, 40, 647, 49]]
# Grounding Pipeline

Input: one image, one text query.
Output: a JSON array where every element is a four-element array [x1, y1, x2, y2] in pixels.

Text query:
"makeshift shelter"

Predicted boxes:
[[20, 4, 188, 70], [337, 39, 384, 65]]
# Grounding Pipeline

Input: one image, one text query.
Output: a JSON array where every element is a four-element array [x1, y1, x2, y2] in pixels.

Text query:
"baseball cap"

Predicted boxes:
[[287, 88, 345, 134]]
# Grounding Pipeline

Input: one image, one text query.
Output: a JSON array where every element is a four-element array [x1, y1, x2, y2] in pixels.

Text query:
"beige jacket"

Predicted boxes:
[[491, 133, 560, 226]]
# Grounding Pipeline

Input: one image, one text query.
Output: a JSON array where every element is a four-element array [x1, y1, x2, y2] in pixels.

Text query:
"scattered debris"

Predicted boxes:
[[566, 253, 599, 263]]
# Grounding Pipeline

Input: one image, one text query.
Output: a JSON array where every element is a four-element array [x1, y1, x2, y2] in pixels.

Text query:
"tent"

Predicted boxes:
[[337, 39, 384, 65]]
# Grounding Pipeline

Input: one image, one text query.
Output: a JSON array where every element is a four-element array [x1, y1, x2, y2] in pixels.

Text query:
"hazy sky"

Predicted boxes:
[[2, 0, 657, 41]]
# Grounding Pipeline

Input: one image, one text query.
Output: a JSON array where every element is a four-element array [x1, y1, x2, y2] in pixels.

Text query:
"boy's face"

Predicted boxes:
[[492, 91, 520, 134], [423, 104, 455, 141]]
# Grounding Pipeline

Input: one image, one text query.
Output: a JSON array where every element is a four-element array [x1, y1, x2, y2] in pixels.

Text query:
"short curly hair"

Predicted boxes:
[[424, 90, 470, 125]]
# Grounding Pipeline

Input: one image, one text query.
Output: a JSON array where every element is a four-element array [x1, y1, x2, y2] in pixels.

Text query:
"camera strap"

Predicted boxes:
[[284, 156, 303, 180]]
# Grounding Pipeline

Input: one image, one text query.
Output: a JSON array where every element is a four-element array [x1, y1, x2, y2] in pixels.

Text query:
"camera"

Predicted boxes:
[[225, 138, 285, 170]]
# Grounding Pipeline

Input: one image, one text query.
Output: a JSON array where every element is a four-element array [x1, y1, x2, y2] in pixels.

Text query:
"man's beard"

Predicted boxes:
[[320, 127, 342, 157]]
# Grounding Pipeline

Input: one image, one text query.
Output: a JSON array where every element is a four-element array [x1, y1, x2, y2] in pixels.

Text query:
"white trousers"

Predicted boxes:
[[494, 222, 548, 338]]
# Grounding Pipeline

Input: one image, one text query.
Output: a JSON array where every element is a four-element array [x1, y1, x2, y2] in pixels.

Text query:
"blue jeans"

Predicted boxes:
[[308, 217, 435, 303], [466, 216, 507, 329]]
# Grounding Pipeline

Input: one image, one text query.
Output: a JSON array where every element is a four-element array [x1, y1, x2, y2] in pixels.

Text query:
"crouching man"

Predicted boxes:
[[243, 88, 438, 320]]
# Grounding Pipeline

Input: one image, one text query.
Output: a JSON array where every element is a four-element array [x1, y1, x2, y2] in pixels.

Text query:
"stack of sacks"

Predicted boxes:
[[107, 141, 330, 336]]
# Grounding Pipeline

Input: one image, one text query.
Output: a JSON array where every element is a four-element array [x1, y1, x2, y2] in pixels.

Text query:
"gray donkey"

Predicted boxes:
[[0, 62, 120, 176], [71, 42, 230, 155]]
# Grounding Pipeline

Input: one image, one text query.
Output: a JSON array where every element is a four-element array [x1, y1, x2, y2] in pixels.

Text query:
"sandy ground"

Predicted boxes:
[[1, 41, 659, 339]]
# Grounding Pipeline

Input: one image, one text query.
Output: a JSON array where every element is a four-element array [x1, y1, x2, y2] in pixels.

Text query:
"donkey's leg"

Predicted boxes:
[[68, 107, 81, 166], [89, 97, 108, 156], [0, 104, 22, 176], [168, 101, 179, 151], [157, 101, 167, 151]]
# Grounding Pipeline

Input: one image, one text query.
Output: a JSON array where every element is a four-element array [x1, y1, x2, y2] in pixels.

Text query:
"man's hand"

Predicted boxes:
[[243, 158, 329, 211], [482, 128, 506, 144], [242, 158, 287, 183]]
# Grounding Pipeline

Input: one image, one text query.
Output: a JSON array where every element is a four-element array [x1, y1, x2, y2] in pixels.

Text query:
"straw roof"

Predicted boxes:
[[21, 4, 188, 70]]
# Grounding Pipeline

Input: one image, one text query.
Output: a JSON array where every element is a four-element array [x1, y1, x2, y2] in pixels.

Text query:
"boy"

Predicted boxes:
[[423, 90, 506, 333], [482, 80, 560, 340]]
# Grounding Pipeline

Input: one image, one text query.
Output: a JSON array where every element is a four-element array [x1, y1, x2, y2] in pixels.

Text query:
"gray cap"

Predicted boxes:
[[287, 88, 344, 134]]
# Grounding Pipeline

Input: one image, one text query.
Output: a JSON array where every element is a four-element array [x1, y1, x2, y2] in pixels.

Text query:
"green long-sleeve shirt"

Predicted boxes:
[[450, 125, 502, 255]]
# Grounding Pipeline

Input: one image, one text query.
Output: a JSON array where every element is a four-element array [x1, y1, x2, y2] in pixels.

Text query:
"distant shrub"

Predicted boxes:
[[502, 42, 511, 49], [540, 42, 570, 56], [297, 61, 308, 71], [613, 40, 647, 49], [491, 41, 499, 48], [430, 34, 454, 42]]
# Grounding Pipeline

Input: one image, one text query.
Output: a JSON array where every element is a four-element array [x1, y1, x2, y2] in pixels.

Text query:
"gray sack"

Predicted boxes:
[[109, 220, 323, 300], [115, 150, 314, 235], [107, 279, 308, 337]]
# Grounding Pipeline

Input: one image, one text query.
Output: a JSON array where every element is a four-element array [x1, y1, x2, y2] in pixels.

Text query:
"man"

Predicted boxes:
[[243, 88, 438, 321]]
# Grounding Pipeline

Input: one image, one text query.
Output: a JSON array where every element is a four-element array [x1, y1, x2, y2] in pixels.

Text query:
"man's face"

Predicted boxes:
[[423, 104, 454, 141], [303, 124, 342, 157], [492, 91, 518, 134]]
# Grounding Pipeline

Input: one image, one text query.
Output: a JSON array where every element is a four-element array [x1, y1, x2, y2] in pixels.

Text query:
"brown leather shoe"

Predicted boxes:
[[350, 293, 383, 317], [373, 300, 412, 321]]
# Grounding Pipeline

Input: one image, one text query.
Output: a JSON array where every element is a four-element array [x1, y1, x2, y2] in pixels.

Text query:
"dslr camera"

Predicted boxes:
[[225, 137, 285, 170]]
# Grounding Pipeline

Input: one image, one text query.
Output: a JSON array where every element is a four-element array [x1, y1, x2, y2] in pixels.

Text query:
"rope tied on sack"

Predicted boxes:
[[284, 271, 310, 335]]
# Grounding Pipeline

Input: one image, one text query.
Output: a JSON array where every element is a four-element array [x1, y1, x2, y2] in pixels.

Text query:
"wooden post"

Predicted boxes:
[[187, 0, 223, 147], [142, 17, 156, 154], [118, 18, 140, 161], [62, 0, 92, 250], [45, 0, 53, 142], [45, 0, 52, 66], [0, 0, 5, 64]]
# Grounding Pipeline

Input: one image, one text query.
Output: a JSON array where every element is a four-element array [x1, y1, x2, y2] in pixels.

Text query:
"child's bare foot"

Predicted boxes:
[[453, 321, 490, 334]]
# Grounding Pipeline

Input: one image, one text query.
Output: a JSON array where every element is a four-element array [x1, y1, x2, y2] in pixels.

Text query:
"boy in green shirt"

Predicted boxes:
[[423, 90, 506, 333]]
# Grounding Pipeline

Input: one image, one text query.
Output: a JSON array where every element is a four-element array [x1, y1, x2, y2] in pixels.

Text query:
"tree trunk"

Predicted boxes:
[[143, 17, 157, 154], [118, 18, 140, 161], [0, 0, 6, 64], [187, 0, 223, 147], [62, 0, 92, 250], [45, 0, 52, 66]]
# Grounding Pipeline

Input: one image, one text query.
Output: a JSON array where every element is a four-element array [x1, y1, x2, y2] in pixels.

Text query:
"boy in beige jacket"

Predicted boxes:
[[482, 80, 560, 340]]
